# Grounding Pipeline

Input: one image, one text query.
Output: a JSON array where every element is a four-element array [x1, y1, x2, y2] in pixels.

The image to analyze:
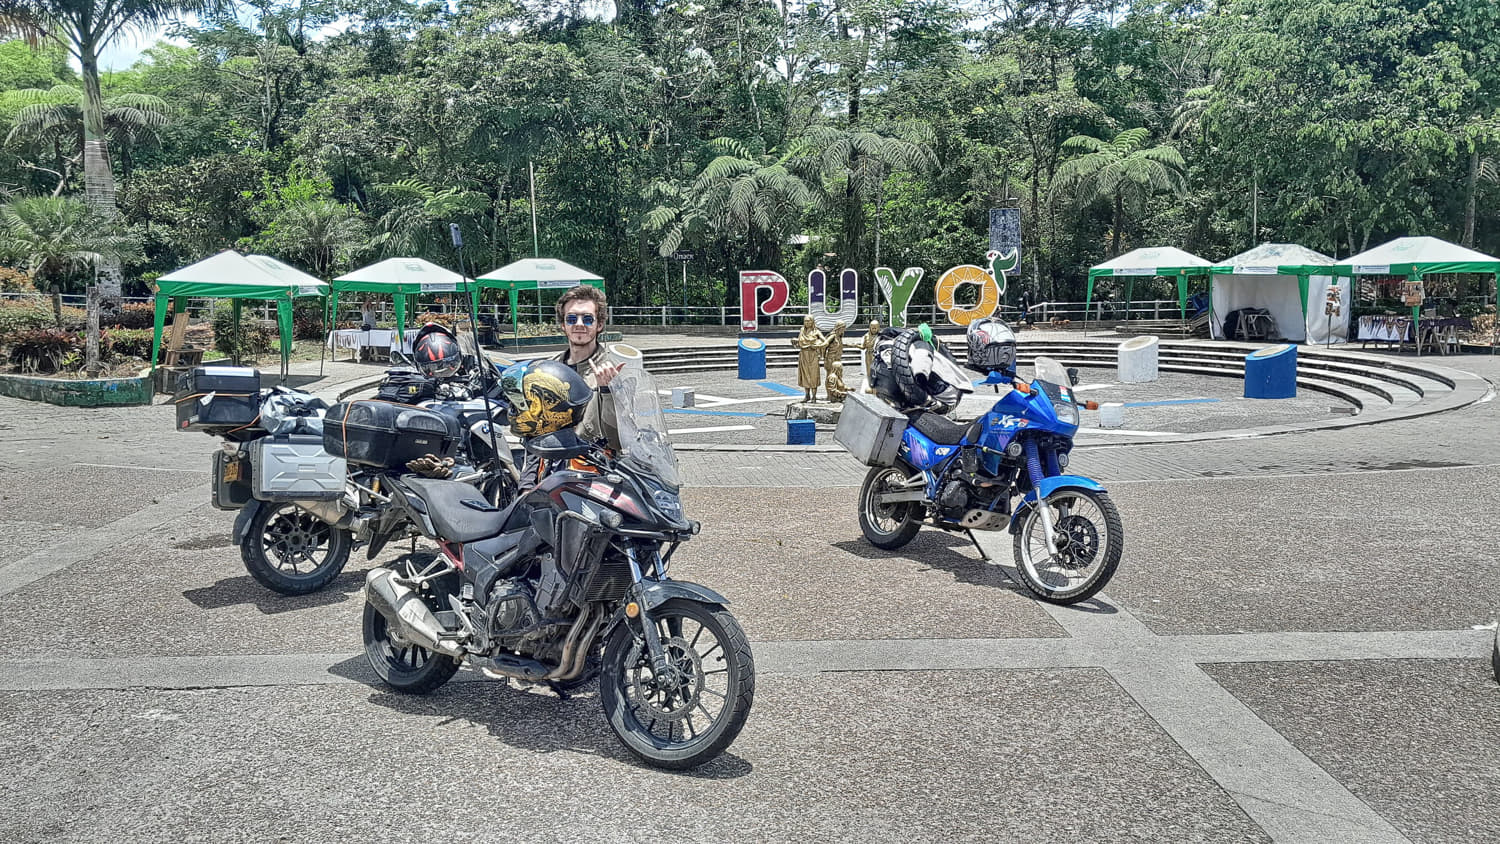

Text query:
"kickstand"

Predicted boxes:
[[966, 528, 993, 563]]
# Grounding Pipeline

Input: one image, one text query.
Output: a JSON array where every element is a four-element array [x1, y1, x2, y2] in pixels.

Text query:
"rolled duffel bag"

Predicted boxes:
[[323, 400, 460, 469], [374, 368, 436, 404]]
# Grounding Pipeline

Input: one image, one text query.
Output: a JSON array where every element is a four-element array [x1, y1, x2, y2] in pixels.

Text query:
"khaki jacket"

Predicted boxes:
[[554, 343, 621, 450]]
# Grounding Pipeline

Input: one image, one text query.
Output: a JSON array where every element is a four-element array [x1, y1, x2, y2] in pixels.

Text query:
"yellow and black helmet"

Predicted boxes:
[[510, 360, 592, 438]]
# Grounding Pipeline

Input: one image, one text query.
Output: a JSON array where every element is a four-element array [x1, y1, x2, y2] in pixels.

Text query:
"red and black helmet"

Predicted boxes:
[[411, 323, 463, 378]]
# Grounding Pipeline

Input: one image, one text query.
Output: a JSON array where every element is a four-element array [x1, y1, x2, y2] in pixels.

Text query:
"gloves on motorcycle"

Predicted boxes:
[[406, 454, 456, 479]]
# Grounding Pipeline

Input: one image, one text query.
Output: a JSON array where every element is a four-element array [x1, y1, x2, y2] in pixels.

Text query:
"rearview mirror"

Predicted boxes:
[[390, 349, 413, 367], [1066, 367, 1080, 386]]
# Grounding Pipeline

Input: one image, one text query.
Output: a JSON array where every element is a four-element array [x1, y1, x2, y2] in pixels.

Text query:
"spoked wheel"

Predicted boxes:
[[362, 598, 460, 695], [241, 502, 352, 595], [601, 599, 754, 770], [858, 463, 922, 550], [1012, 488, 1123, 604]]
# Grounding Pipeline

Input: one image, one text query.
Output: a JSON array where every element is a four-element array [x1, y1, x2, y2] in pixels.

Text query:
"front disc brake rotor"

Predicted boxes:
[[629, 637, 704, 721]]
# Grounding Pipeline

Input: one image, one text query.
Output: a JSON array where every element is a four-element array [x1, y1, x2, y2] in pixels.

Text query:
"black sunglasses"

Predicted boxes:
[[565, 313, 597, 326]]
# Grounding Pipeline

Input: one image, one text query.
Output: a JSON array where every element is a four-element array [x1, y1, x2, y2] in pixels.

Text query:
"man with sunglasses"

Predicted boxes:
[[519, 285, 624, 489]]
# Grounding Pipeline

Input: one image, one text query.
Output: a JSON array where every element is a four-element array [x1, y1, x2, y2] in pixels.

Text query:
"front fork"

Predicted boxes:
[[625, 546, 675, 678], [1023, 439, 1061, 552]]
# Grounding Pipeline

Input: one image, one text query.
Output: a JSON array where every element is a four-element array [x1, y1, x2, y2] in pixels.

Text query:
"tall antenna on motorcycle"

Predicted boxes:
[[448, 222, 508, 492]]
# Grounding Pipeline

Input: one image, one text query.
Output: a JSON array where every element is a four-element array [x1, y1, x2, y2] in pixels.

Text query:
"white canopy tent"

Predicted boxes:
[[1086, 246, 1214, 325], [1209, 243, 1346, 344], [474, 257, 606, 339]]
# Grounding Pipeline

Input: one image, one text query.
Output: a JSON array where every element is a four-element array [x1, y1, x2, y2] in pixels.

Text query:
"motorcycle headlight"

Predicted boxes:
[[1057, 452, 1069, 468]]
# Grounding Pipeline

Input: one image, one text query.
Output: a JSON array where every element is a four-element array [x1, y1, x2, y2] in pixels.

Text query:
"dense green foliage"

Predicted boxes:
[[0, 0, 1497, 308]]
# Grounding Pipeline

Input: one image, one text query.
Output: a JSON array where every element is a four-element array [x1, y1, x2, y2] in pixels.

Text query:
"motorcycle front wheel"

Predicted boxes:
[[858, 463, 922, 550], [601, 599, 755, 770], [241, 501, 352, 595], [1012, 488, 1123, 604]]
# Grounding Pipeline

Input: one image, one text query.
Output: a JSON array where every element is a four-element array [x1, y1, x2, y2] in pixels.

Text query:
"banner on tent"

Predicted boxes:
[[539, 280, 581, 289], [1234, 266, 1277, 275], [297, 285, 322, 296], [420, 281, 457, 292], [1111, 267, 1156, 276], [1355, 264, 1391, 275]]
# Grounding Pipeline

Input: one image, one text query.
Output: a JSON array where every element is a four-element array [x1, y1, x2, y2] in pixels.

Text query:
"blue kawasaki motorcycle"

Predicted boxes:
[[856, 329, 1123, 604]]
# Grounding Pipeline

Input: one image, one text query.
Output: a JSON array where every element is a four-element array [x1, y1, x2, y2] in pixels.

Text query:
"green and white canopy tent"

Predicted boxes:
[[332, 257, 472, 337], [474, 257, 606, 339], [1208, 243, 1345, 344], [150, 250, 329, 379], [1333, 237, 1500, 336], [1086, 246, 1214, 325]]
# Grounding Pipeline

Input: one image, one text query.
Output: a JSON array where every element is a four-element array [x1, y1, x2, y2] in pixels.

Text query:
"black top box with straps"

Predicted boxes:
[[323, 400, 460, 468]]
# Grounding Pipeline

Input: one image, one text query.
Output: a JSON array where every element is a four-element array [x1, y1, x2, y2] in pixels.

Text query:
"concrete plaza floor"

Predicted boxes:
[[0, 340, 1497, 842]]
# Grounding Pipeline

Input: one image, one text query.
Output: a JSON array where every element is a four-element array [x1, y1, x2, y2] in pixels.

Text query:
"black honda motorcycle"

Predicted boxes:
[[361, 365, 754, 769]]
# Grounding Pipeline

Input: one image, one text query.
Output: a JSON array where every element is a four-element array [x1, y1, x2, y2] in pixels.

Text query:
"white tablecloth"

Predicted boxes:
[[327, 328, 420, 355]]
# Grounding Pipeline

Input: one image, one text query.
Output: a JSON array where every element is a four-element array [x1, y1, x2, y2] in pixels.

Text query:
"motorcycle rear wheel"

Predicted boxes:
[[362, 600, 460, 695], [858, 464, 922, 550], [601, 599, 754, 770], [1011, 488, 1123, 604], [241, 501, 352, 595]]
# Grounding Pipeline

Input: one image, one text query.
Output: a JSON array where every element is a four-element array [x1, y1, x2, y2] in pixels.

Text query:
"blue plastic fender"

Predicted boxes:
[[1008, 475, 1107, 534]]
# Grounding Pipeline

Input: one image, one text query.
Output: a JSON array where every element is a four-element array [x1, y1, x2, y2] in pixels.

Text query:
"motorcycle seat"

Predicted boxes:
[[401, 476, 516, 542], [908, 411, 980, 446]]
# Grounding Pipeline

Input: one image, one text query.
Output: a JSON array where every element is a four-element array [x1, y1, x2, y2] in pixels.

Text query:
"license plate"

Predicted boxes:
[[221, 459, 241, 483]]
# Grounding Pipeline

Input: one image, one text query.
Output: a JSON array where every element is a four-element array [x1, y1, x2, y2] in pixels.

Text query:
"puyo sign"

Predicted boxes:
[[738, 249, 1019, 331]]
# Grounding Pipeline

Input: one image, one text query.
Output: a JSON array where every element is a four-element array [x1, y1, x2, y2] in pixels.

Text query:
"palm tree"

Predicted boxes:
[[3, 84, 169, 194], [1052, 127, 1188, 257], [373, 179, 489, 263], [259, 199, 370, 278], [795, 124, 937, 274], [644, 138, 812, 307], [0, 0, 224, 302], [0, 195, 140, 367]]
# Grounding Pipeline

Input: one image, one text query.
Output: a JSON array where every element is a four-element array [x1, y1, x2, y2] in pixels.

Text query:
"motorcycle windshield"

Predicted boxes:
[[1032, 356, 1079, 426], [610, 360, 683, 491]]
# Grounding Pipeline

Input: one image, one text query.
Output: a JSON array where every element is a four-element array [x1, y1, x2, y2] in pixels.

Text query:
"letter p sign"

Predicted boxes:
[[739, 271, 789, 332]]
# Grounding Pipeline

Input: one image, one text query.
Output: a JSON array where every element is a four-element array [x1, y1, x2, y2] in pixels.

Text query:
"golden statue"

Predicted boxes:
[[823, 322, 850, 402], [794, 316, 828, 402], [860, 320, 880, 393]]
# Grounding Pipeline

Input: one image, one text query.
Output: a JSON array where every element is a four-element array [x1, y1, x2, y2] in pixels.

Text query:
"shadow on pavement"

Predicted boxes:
[[359, 679, 754, 779], [181, 570, 364, 613], [832, 533, 1027, 595]]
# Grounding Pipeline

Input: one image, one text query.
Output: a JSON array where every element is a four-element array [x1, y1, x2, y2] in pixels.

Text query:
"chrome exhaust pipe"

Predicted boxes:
[[365, 568, 464, 657]]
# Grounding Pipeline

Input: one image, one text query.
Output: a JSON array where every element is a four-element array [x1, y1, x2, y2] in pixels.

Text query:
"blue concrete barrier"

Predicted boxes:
[[738, 337, 767, 380], [1244, 343, 1297, 399], [787, 418, 815, 445]]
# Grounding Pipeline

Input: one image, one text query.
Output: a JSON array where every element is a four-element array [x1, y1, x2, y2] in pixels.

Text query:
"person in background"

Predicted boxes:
[[1019, 289, 1036, 329], [518, 285, 624, 490], [360, 297, 378, 331]]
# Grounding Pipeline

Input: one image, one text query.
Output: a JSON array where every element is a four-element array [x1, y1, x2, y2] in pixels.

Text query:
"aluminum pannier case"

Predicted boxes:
[[834, 391, 908, 467], [249, 435, 347, 501]]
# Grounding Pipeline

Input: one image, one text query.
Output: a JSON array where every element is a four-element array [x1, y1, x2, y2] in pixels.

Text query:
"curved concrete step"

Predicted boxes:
[[623, 336, 1493, 446]]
